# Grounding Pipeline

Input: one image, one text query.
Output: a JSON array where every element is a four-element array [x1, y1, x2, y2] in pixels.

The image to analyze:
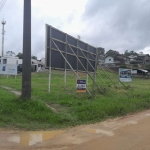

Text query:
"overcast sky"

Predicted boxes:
[[0, 0, 150, 59]]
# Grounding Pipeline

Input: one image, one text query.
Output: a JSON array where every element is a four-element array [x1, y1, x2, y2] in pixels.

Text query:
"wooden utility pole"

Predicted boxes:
[[22, 0, 31, 98], [1, 19, 6, 57]]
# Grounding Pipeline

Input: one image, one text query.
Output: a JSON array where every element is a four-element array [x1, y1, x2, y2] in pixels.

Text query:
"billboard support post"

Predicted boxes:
[[64, 34, 67, 89], [91, 49, 98, 104], [76, 39, 79, 80], [47, 25, 52, 93], [48, 67, 51, 93], [86, 74, 88, 86], [64, 69, 67, 89]]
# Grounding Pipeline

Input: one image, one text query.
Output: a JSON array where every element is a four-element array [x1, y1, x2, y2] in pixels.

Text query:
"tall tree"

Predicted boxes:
[[16, 52, 23, 59], [6, 51, 15, 56], [97, 47, 105, 55], [32, 55, 37, 60], [124, 50, 138, 56]]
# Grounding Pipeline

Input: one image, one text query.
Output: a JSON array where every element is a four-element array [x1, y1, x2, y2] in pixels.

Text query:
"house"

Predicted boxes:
[[129, 54, 150, 65], [0, 56, 45, 72], [31, 59, 45, 72], [98, 54, 105, 65], [104, 50, 129, 66], [40, 58, 45, 65], [0, 56, 22, 65]]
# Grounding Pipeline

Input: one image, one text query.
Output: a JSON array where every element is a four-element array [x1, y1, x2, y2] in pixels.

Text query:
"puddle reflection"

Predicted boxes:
[[8, 130, 66, 146]]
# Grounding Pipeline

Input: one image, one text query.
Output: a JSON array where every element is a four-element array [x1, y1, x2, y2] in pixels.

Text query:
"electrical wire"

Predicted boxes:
[[0, 0, 7, 12]]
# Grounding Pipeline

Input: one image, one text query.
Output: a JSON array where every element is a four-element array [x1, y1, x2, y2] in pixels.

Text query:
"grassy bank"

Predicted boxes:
[[0, 69, 150, 130]]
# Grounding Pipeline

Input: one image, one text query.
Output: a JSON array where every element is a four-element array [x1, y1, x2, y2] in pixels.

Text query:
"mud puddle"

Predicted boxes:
[[7, 130, 66, 146]]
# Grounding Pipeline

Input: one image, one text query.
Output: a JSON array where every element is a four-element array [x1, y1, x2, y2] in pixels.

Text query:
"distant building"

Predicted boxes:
[[0, 56, 45, 72], [31, 59, 45, 72], [0, 56, 22, 65], [104, 50, 129, 66], [129, 54, 150, 65]]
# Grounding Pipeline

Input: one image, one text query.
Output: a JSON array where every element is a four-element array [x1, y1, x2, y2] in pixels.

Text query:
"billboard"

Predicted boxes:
[[0, 64, 17, 75], [119, 68, 132, 82], [45, 24, 97, 72]]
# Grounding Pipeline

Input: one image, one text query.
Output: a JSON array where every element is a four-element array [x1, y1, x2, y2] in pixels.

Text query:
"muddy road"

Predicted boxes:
[[1, 110, 150, 150]]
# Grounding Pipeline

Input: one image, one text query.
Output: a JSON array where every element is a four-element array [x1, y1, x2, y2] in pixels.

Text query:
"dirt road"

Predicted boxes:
[[1, 110, 150, 150]]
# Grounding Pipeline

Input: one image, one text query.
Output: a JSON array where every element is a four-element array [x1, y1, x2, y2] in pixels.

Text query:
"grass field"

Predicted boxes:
[[0, 69, 150, 130]]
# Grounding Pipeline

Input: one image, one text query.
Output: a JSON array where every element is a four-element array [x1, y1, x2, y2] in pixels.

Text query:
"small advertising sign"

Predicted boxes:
[[0, 64, 17, 75], [119, 68, 132, 82], [76, 80, 86, 93]]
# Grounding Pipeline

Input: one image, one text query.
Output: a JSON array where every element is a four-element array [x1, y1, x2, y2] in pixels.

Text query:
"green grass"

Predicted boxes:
[[0, 69, 150, 130]]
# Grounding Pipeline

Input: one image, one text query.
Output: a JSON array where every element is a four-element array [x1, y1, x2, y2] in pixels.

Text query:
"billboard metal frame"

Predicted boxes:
[[45, 24, 97, 72], [45, 24, 104, 97]]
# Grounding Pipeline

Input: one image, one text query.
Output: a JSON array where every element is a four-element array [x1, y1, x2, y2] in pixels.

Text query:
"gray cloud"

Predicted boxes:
[[0, 1, 79, 59], [1, 0, 150, 59], [81, 0, 150, 54]]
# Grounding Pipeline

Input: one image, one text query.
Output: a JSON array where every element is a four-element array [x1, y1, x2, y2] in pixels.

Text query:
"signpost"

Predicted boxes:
[[76, 80, 86, 93], [0, 64, 17, 75], [119, 68, 132, 82]]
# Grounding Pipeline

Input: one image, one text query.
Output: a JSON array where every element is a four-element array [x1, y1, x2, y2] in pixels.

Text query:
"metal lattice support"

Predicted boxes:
[[66, 40, 103, 93], [52, 39, 92, 96]]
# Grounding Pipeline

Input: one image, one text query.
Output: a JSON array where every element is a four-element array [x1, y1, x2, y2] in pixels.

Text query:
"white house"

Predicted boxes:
[[31, 59, 45, 72], [105, 56, 114, 64], [40, 57, 45, 65], [0, 56, 45, 72], [0, 56, 22, 65]]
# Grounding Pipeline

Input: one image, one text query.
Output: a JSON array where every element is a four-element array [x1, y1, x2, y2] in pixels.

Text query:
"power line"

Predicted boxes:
[[0, 0, 7, 12]]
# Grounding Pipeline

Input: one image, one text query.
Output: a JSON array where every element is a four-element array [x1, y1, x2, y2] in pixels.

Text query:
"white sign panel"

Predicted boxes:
[[76, 80, 86, 93], [0, 64, 17, 75], [119, 68, 132, 82], [132, 70, 137, 74]]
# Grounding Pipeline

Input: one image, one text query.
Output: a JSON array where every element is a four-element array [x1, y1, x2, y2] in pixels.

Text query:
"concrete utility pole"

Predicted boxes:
[[1, 19, 6, 57], [22, 0, 31, 99]]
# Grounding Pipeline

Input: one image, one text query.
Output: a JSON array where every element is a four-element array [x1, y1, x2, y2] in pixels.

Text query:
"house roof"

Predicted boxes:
[[138, 69, 148, 73], [128, 55, 137, 59], [31, 59, 44, 65], [105, 54, 126, 61]]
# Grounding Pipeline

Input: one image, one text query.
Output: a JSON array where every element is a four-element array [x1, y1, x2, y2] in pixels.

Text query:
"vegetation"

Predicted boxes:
[[6, 51, 16, 56], [97, 47, 105, 55], [124, 50, 138, 56], [16, 52, 37, 60], [0, 69, 150, 130]]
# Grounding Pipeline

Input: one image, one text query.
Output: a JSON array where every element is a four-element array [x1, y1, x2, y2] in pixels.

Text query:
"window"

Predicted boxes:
[[109, 59, 111, 61], [3, 59, 7, 64]]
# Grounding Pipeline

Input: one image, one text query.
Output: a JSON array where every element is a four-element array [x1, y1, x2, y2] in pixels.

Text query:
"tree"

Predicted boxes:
[[124, 50, 138, 56], [32, 55, 37, 60], [16, 53, 37, 60], [106, 49, 119, 57], [6, 51, 15, 56], [97, 47, 105, 55], [16, 53, 23, 59]]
